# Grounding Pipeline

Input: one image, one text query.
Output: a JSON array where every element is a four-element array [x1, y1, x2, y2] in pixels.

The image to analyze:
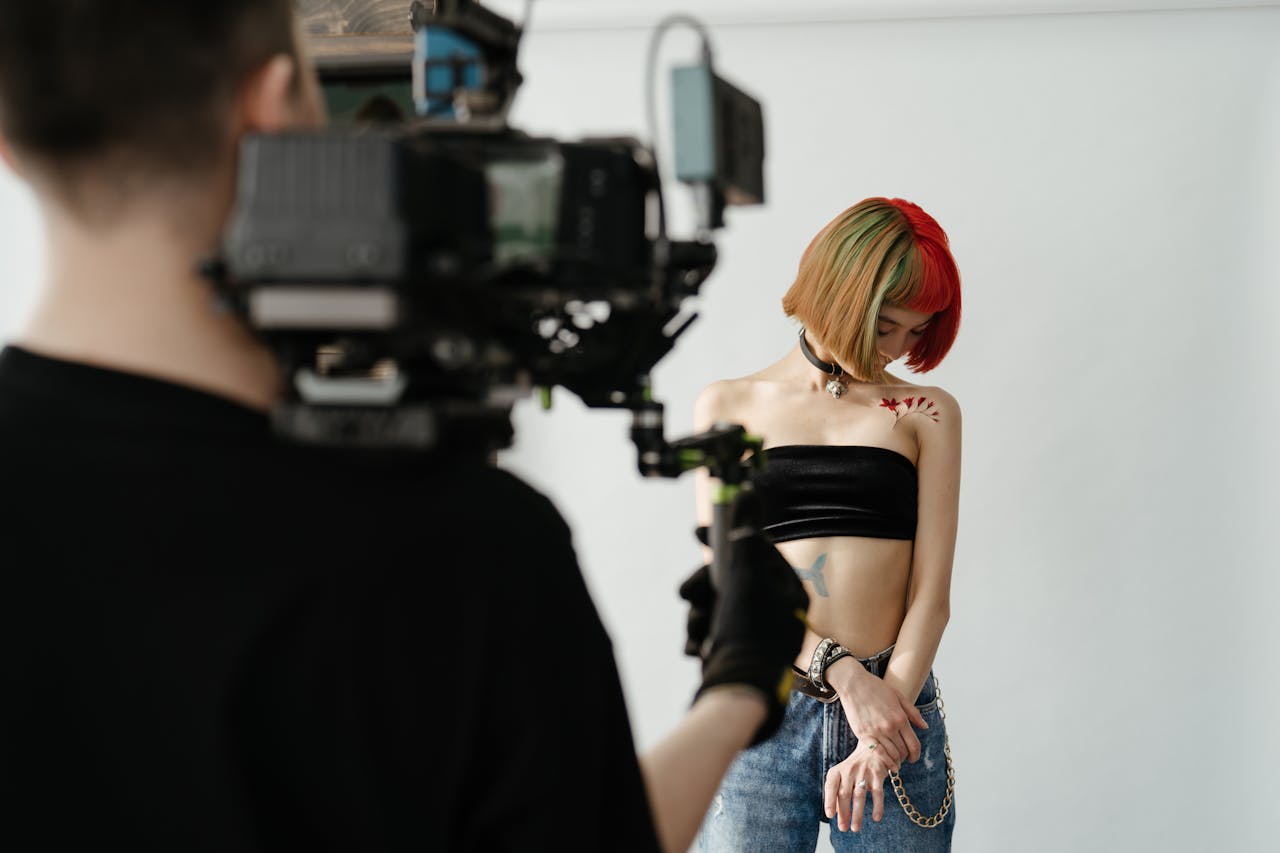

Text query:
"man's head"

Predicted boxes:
[[0, 1, 321, 219]]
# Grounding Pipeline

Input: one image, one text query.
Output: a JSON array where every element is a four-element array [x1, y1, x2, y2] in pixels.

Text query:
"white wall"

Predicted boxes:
[[0, 171, 41, 338], [492, 4, 1280, 852], [1, 3, 1277, 851]]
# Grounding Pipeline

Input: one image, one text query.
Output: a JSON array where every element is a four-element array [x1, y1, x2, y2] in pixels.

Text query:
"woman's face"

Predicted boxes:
[[876, 303, 934, 366]]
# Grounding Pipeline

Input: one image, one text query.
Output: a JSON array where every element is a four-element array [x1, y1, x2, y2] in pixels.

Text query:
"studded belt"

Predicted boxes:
[[790, 653, 886, 704]]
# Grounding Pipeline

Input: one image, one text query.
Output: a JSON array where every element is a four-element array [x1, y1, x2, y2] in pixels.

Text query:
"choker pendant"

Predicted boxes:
[[798, 328, 849, 399]]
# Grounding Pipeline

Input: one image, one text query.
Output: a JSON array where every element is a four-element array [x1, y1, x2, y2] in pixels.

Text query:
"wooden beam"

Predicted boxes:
[[296, 0, 413, 36], [296, 0, 415, 66]]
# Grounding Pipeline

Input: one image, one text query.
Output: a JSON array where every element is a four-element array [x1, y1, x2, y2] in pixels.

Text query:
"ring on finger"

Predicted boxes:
[[867, 742, 877, 751], [855, 779, 867, 789]]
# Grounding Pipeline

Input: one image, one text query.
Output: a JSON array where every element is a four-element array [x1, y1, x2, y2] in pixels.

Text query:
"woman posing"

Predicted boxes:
[[694, 198, 962, 852]]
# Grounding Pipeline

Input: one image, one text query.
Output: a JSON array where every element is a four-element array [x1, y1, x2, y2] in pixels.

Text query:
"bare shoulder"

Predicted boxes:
[[695, 377, 752, 431], [878, 378, 961, 442], [880, 374, 959, 409], [900, 384, 961, 451], [693, 370, 779, 431], [909, 384, 960, 420]]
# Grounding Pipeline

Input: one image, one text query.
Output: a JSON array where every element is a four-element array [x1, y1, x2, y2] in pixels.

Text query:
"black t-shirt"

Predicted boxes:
[[0, 346, 660, 852]]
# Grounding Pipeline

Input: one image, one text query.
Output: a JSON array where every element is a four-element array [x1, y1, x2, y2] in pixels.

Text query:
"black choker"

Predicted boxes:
[[798, 328, 848, 399]]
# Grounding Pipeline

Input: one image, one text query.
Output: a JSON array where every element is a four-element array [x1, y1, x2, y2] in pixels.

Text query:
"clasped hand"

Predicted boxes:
[[823, 668, 928, 832], [823, 740, 898, 833], [828, 660, 927, 764]]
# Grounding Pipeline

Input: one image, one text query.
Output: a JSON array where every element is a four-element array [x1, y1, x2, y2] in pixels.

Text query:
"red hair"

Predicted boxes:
[[887, 198, 961, 373], [782, 197, 961, 380]]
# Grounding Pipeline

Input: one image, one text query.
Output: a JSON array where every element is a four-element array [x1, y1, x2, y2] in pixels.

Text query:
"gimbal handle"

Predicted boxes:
[[629, 400, 762, 590]]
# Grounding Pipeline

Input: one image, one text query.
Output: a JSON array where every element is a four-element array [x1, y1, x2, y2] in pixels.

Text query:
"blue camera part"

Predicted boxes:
[[414, 27, 485, 118]]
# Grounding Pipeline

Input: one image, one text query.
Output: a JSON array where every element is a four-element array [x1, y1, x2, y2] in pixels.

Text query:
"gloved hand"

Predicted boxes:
[[680, 525, 714, 657], [679, 489, 808, 744]]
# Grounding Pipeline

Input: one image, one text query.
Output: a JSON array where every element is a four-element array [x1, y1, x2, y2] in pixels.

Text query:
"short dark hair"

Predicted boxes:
[[0, 1, 296, 183]]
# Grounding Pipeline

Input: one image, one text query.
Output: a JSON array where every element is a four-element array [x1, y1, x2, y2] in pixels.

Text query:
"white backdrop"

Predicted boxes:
[[2, 2, 1278, 851]]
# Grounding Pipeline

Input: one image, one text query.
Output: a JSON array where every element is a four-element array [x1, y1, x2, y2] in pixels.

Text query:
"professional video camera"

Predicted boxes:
[[205, 0, 765, 485]]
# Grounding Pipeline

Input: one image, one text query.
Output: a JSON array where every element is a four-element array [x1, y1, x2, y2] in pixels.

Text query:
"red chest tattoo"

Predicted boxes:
[[880, 396, 940, 428]]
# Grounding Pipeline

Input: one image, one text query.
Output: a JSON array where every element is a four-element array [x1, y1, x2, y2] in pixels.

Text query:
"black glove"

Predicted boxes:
[[679, 562, 713, 658], [679, 490, 808, 744], [680, 524, 714, 657]]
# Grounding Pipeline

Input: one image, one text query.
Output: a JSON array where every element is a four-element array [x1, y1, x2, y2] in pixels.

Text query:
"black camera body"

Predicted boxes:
[[209, 0, 761, 460]]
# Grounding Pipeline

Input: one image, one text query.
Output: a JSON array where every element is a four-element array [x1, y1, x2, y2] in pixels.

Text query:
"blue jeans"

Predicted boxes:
[[695, 649, 955, 852]]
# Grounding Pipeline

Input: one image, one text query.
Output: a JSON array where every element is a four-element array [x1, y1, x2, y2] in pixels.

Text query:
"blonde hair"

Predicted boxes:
[[782, 197, 961, 382]]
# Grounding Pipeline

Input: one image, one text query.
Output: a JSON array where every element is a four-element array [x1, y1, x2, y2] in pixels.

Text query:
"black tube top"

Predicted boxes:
[[753, 445, 918, 542]]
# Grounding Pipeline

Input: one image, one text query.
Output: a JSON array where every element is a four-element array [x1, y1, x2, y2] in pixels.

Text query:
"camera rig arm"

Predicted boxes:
[[629, 400, 764, 590]]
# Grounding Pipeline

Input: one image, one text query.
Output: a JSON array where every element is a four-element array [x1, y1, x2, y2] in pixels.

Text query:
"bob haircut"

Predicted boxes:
[[782, 197, 961, 383]]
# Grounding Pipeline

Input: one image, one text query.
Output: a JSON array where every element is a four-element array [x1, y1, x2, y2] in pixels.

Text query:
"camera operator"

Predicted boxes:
[[0, 3, 805, 851]]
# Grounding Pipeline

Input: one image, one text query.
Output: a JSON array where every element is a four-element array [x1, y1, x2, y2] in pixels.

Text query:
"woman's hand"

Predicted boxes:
[[824, 741, 899, 833], [826, 658, 927, 765]]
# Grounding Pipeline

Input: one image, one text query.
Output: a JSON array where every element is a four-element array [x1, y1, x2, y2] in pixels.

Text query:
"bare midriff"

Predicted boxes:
[[776, 535, 913, 661]]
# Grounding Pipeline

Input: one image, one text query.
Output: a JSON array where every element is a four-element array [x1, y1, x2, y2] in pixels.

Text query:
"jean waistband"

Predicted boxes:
[[790, 643, 894, 704]]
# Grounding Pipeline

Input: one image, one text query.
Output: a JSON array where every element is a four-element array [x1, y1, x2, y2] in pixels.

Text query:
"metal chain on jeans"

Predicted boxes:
[[888, 675, 955, 829]]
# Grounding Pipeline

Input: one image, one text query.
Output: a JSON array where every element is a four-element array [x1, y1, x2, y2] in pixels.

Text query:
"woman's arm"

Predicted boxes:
[[645, 376, 805, 849], [638, 688, 767, 852], [816, 390, 961, 764], [693, 380, 738, 564], [881, 387, 961, 703]]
